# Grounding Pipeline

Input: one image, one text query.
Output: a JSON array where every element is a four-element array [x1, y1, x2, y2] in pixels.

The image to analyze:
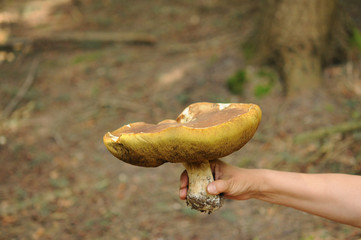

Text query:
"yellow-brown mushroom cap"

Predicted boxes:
[[103, 102, 262, 167]]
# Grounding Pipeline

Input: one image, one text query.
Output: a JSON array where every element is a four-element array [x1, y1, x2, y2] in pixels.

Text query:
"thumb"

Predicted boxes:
[[207, 180, 229, 195]]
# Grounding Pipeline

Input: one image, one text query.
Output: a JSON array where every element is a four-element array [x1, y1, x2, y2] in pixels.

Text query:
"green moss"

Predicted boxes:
[[351, 27, 361, 52], [227, 69, 247, 94], [254, 84, 271, 98], [72, 51, 103, 64], [254, 68, 277, 98]]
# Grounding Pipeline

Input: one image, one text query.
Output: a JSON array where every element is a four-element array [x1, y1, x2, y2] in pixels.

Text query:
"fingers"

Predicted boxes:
[[179, 188, 187, 200], [179, 170, 188, 200], [207, 179, 229, 195], [209, 159, 227, 177], [179, 170, 188, 188], [209, 159, 221, 173]]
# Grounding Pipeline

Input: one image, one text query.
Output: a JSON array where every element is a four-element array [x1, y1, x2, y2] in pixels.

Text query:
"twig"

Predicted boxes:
[[2, 32, 156, 51], [53, 131, 68, 150], [1, 59, 39, 119], [294, 120, 361, 143], [42, 32, 156, 45]]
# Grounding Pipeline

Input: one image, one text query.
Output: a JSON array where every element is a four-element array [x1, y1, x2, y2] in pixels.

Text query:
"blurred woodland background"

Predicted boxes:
[[1, 0, 361, 239]]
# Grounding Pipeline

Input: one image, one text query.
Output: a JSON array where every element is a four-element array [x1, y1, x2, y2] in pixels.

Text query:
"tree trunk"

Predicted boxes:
[[251, 0, 350, 96]]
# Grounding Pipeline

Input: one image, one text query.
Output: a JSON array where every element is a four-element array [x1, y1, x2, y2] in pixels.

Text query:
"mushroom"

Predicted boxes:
[[103, 102, 262, 213]]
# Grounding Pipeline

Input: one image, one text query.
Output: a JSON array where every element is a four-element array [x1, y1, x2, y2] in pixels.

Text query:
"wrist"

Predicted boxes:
[[232, 168, 269, 200], [249, 169, 309, 204], [247, 169, 270, 199]]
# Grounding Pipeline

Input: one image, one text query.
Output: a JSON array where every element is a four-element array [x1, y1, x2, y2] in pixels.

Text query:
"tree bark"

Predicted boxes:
[[251, 0, 350, 96]]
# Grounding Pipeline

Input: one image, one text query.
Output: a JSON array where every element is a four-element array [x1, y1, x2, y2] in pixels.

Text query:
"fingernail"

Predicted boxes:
[[207, 183, 217, 194]]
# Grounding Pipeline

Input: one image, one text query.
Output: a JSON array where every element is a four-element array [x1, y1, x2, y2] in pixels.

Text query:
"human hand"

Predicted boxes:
[[180, 160, 361, 228], [179, 159, 261, 201]]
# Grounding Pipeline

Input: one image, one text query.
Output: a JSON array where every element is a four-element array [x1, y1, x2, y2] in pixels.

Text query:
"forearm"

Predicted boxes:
[[253, 169, 361, 228]]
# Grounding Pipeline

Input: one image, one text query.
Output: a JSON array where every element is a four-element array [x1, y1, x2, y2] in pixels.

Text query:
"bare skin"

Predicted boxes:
[[179, 160, 361, 228]]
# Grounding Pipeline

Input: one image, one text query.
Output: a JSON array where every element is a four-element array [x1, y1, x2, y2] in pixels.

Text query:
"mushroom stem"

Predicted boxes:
[[183, 161, 224, 213]]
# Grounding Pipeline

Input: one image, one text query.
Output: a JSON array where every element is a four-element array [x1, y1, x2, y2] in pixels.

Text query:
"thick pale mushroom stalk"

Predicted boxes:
[[183, 161, 223, 213]]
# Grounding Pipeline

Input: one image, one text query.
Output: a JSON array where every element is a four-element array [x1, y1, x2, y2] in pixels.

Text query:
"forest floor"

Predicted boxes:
[[1, 0, 361, 239]]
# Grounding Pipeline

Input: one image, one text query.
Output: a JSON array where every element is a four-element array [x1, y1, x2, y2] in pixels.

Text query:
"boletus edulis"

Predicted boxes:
[[103, 102, 262, 213]]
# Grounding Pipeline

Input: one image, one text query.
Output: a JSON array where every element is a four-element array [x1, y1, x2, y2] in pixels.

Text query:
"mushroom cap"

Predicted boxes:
[[103, 102, 262, 167]]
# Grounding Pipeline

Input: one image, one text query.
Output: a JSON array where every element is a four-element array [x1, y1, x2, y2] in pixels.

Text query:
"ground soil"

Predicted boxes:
[[1, 1, 361, 239]]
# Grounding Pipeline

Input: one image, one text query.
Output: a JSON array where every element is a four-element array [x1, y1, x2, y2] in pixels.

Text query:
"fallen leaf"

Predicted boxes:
[[57, 198, 74, 208], [1, 215, 17, 225], [32, 227, 45, 240], [117, 183, 127, 200]]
